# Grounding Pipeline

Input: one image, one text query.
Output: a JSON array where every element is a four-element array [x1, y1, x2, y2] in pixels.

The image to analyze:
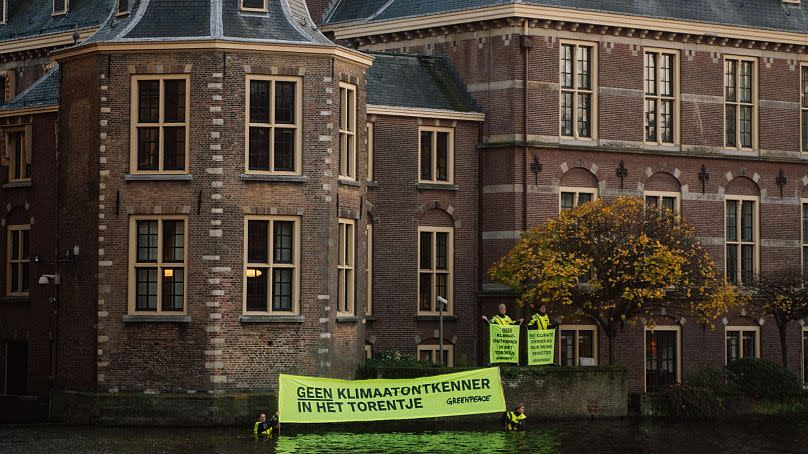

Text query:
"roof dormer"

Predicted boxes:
[[240, 0, 268, 13], [53, 0, 68, 16], [117, 0, 131, 16]]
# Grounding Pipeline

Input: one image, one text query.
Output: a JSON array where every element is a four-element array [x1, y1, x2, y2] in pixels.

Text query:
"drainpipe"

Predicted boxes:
[[521, 19, 532, 233]]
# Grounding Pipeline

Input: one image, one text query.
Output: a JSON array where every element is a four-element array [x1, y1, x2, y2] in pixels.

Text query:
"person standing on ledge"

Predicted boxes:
[[483, 303, 523, 325], [503, 403, 527, 431], [527, 303, 556, 330]]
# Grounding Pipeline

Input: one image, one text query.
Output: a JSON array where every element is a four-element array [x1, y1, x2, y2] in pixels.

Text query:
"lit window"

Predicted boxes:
[[559, 326, 598, 366], [644, 50, 678, 144], [116, 0, 130, 15], [418, 127, 454, 184], [644, 192, 680, 215], [726, 327, 759, 363], [801, 65, 808, 153], [244, 216, 299, 314], [131, 75, 189, 174], [338, 219, 356, 315], [129, 217, 187, 314], [246, 76, 302, 174], [724, 57, 757, 149], [5, 126, 31, 181], [367, 122, 374, 181], [725, 197, 758, 285], [339, 83, 357, 180], [560, 42, 596, 139], [365, 224, 373, 316], [240, 0, 267, 12], [417, 344, 454, 367], [6, 225, 30, 296], [53, 0, 68, 15], [559, 187, 597, 212], [418, 227, 453, 315]]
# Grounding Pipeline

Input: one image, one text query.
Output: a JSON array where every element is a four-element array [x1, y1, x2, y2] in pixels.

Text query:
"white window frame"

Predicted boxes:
[[6, 224, 30, 297], [5, 126, 31, 182], [643, 49, 680, 145], [417, 226, 454, 316], [338, 218, 356, 316], [558, 325, 598, 366], [367, 122, 374, 182], [365, 223, 373, 316], [801, 64, 808, 154], [339, 83, 357, 180], [128, 216, 188, 316], [643, 324, 682, 392], [130, 74, 191, 174], [559, 40, 598, 140], [243, 216, 301, 316], [724, 325, 760, 365], [244, 75, 303, 175], [0, 0, 7, 24], [240, 0, 268, 13], [417, 126, 455, 185], [559, 186, 598, 212], [803, 199, 808, 276], [644, 191, 681, 216], [724, 195, 760, 285], [116, 0, 130, 15], [417, 344, 454, 367], [52, 0, 68, 16], [723, 55, 758, 150]]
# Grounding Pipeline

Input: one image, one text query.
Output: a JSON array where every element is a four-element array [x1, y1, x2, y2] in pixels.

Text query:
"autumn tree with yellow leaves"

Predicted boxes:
[[490, 197, 735, 365]]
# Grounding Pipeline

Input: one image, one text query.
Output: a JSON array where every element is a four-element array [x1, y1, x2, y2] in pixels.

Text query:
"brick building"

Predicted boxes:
[[0, 0, 806, 421]]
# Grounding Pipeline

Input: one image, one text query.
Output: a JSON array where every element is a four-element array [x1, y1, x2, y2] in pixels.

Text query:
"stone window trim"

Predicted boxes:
[[366, 122, 374, 182], [643, 324, 682, 392], [723, 55, 759, 151], [803, 199, 808, 275], [3, 125, 32, 183], [6, 224, 30, 297], [725, 325, 760, 365], [240, 0, 268, 13], [365, 223, 372, 316], [130, 74, 191, 175], [417, 226, 454, 316], [239, 315, 304, 324], [339, 82, 357, 181], [116, 0, 130, 16], [244, 74, 303, 176], [644, 190, 681, 216], [243, 215, 301, 316], [643, 48, 680, 146], [52, 0, 68, 16], [724, 195, 759, 285], [559, 39, 598, 140], [801, 64, 808, 154], [558, 324, 599, 367], [128, 216, 188, 316], [0, 0, 7, 25], [558, 186, 598, 212], [418, 126, 455, 185], [122, 315, 191, 324], [417, 343, 454, 367], [337, 218, 356, 316]]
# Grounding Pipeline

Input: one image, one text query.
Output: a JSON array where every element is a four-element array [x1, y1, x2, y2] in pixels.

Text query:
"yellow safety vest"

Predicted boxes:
[[253, 421, 272, 437], [490, 314, 516, 326], [505, 411, 526, 431], [528, 313, 550, 330]]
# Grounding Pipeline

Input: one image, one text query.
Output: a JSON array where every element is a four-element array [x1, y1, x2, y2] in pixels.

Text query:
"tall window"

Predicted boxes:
[[339, 83, 357, 180], [116, 0, 129, 15], [240, 0, 267, 12], [1, 0, 7, 24], [129, 217, 186, 314], [246, 76, 301, 174], [365, 224, 373, 316], [5, 127, 31, 181], [245, 217, 299, 314], [645, 192, 680, 215], [6, 225, 30, 296], [801, 65, 808, 153], [803, 200, 808, 275], [724, 57, 757, 149], [131, 76, 189, 173], [418, 127, 454, 184], [559, 326, 597, 366], [418, 227, 453, 315], [338, 219, 356, 315], [560, 42, 596, 139], [418, 344, 454, 367], [726, 327, 759, 363], [53, 0, 67, 15], [367, 122, 374, 181], [644, 50, 678, 144], [725, 197, 758, 285], [560, 188, 596, 211]]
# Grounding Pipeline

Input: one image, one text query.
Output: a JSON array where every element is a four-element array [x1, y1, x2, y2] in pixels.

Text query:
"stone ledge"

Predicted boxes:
[[416, 183, 459, 191], [124, 174, 193, 182], [338, 177, 361, 187], [336, 315, 358, 323], [0, 295, 30, 303], [122, 315, 191, 323], [365, 315, 377, 322], [366, 180, 379, 188], [239, 315, 305, 324], [2, 180, 32, 189], [240, 174, 308, 183], [415, 315, 459, 322]]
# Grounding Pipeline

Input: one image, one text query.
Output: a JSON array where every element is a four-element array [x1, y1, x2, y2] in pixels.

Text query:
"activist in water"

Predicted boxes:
[[482, 303, 523, 326], [526, 304, 556, 330], [502, 403, 526, 431], [252, 412, 279, 438]]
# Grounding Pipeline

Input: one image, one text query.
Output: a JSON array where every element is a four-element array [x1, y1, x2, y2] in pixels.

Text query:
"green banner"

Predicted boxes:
[[488, 324, 520, 364], [278, 367, 506, 423], [527, 329, 556, 365]]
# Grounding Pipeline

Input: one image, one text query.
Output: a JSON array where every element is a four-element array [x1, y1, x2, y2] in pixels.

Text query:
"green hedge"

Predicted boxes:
[[726, 358, 801, 400], [656, 385, 724, 418]]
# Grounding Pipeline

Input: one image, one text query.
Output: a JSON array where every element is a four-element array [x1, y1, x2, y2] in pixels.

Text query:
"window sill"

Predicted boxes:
[[416, 315, 458, 321], [336, 315, 358, 323], [365, 315, 377, 322], [124, 174, 193, 182], [367, 180, 379, 188], [241, 174, 308, 183], [338, 177, 361, 187], [239, 315, 304, 324], [0, 295, 30, 303], [2, 180, 32, 189], [416, 183, 459, 191], [122, 315, 191, 323]]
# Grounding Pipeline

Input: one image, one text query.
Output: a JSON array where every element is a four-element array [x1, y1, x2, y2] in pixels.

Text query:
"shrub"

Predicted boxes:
[[657, 385, 723, 418], [356, 351, 442, 378], [686, 367, 734, 395], [726, 358, 801, 401]]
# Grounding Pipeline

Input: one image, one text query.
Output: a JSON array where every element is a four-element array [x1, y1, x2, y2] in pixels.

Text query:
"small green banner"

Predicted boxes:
[[278, 367, 506, 423], [489, 324, 520, 364], [527, 329, 556, 365]]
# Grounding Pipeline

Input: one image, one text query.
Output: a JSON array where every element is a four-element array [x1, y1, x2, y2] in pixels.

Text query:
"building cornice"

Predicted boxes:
[[367, 105, 485, 121], [323, 4, 808, 50], [0, 28, 98, 55], [0, 105, 58, 118], [52, 40, 374, 66]]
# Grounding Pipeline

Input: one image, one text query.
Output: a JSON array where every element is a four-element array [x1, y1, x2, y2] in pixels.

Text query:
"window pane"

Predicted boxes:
[[577, 93, 591, 138], [579, 330, 595, 363], [645, 99, 657, 142], [660, 100, 673, 143], [576, 46, 591, 90], [662, 197, 676, 213], [739, 61, 752, 103], [741, 201, 754, 242], [803, 67, 808, 108], [163, 127, 186, 171], [161, 268, 184, 311], [660, 54, 673, 97], [273, 221, 293, 264], [162, 220, 184, 263], [21, 261, 29, 293], [247, 220, 268, 263], [725, 105, 736, 147], [420, 131, 433, 180], [250, 80, 270, 124], [646, 196, 659, 208], [727, 331, 739, 363], [435, 273, 447, 301], [644, 53, 657, 95], [274, 128, 295, 172], [803, 204, 808, 243], [419, 232, 432, 269], [119, 0, 129, 12], [561, 45, 573, 89], [419, 272, 432, 311], [249, 127, 270, 171], [137, 128, 160, 171], [561, 331, 575, 366], [435, 232, 448, 270], [561, 192, 575, 211], [419, 350, 433, 363], [726, 245, 737, 284], [561, 92, 573, 136], [740, 106, 752, 148], [163, 80, 186, 123], [10, 263, 18, 293], [803, 111, 808, 153], [577, 192, 593, 205], [272, 268, 293, 311], [10, 230, 19, 260], [742, 332, 757, 359], [138, 80, 160, 123], [137, 220, 158, 262], [725, 60, 737, 102], [741, 244, 754, 284], [136, 268, 158, 311], [726, 201, 737, 241], [21, 230, 30, 260], [246, 268, 268, 312], [436, 132, 449, 182], [275, 81, 296, 125]]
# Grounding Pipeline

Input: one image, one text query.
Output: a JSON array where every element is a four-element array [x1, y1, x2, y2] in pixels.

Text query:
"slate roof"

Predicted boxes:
[[365, 52, 479, 113], [0, 0, 113, 43], [325, 0, 808, 34], [85, 0, 332, 46], [0, 66, 59, 112]]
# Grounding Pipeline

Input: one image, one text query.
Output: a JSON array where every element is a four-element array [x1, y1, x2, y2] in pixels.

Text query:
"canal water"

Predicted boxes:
[[1, 417, 806, 453]]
